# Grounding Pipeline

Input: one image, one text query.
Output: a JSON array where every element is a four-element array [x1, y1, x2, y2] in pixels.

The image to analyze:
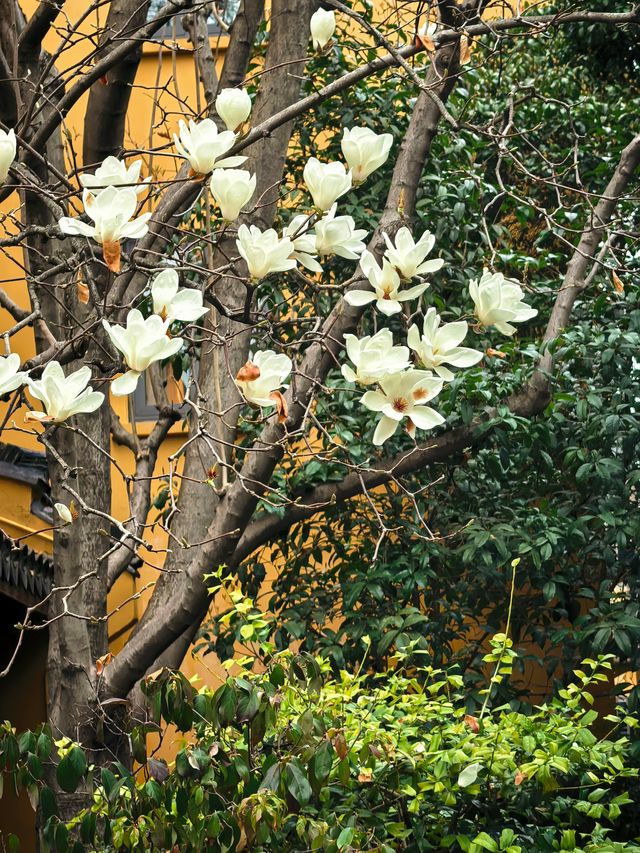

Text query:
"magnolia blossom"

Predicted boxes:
[[361, 370, 444, 446], [102, 309, 184, 396], [470, 270, 538, 336], [341, 127, 393, 184], [150, 269, 208, 325], [0, 353, 28, 396], [383, 227, 444, 280], [54, 503, 74, 524], [408, 308, 482, 381], [27, 362, 104, 423], [283, 215, 322, 273], [310, 8, 335, 50], [341, 330, 410, 386], [58, 186, 151, 271], [79, 157, 147, 193], [173, 119, 246, 175], [314, 204, 367, 259], [0, 128, 16, 182], [215, 88, 252, 132], [345, 250, 429, 316], [209, 169, 256, 221], [303, 158, 352, 212], [236, 350, 292, 422], [236, 224, 296, 281]]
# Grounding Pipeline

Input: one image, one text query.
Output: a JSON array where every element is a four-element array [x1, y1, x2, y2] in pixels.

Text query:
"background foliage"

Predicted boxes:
[[195, 4, 640, 707]]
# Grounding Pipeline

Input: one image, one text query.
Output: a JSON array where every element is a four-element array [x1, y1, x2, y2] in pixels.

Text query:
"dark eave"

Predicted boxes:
[[0, 528, 53, 609]]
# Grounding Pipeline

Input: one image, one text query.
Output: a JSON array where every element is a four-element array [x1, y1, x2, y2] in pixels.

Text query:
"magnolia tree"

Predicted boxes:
[[0, 0, 639, 826]]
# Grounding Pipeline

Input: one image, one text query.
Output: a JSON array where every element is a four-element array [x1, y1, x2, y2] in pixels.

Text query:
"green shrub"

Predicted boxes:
[[1, 643, 639, 852]]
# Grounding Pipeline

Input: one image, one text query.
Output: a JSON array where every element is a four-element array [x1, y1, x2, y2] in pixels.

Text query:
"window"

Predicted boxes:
[[132, 364, 191, 422], [147, 0, 241, 35]]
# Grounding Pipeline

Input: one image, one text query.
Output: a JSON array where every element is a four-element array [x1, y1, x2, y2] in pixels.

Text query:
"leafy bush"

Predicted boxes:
[[2, 641, 639, 852]]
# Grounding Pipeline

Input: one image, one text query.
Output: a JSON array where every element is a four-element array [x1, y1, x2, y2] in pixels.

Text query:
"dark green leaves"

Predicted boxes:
[[56, 747, 87, 793]]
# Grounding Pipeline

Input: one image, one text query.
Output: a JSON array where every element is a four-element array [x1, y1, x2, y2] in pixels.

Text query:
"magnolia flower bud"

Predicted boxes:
[[210, 169, 256, 221], [469, 270, 538, 336], [0, 128, 16, 182], [54, 503, 74, 524], [303, 157, 352, 212], [310, 8, 336, 50], [27, 362, 105, 423], [236, 224, 296, 281], [341, 127, 393, 184], [215, 88, 252, 132]]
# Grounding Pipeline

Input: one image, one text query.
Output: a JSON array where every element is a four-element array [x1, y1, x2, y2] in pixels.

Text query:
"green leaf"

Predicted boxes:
[[285, 759, 312, 807], [40, 786, 59, 821], [309, 740, 334, 794], [337, 826, 355, 850], [56, 747, 87, 793]]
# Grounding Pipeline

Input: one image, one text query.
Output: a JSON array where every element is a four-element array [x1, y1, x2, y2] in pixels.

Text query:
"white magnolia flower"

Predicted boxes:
[[0, 128, 16, 182], [345, 250, 429, 316], [150, 269, 208, 325], [469, 269, 538, 336], [173, 118, 246, 175], [283, 215, 322, 273], [54, 502, 74, 524], [314, 204, 367, 259], [383, 227, 444, 280], [303, 157, 352, 212], [58, 186, 151, 271], [236, 350, 292, 420], [236, 224, 297, 281], [102, 309, 184, 396], [27, 362, 104, 423], [341, 329, 410, 386], [408, 308, 483, 381], [310, 8, 335, 50], [0, 353, 28, 396], [215, 88, 252, 132], [209, 168, 256, 222], [361, 370, 444, 446], [341, 127, 393, 184], [79, 157, 147, 193]]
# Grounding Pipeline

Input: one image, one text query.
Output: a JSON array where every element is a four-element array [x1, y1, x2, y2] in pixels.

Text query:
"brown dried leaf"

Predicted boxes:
[[415, 32, 435, 53], [102, 241, 121, 273], [612, 270, 624, 293], [333, 731, 348, 760], [514, 769, 526, 786], [269, 390, 288, 424], [358, 768, 373, 783], [236, 361, 260, 382], [77, 281, 90, 304], [486, 347, 507, 359], [464, 714, 480, 733], [95, 652, 113, 675], [460, 35, 472, 65]]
